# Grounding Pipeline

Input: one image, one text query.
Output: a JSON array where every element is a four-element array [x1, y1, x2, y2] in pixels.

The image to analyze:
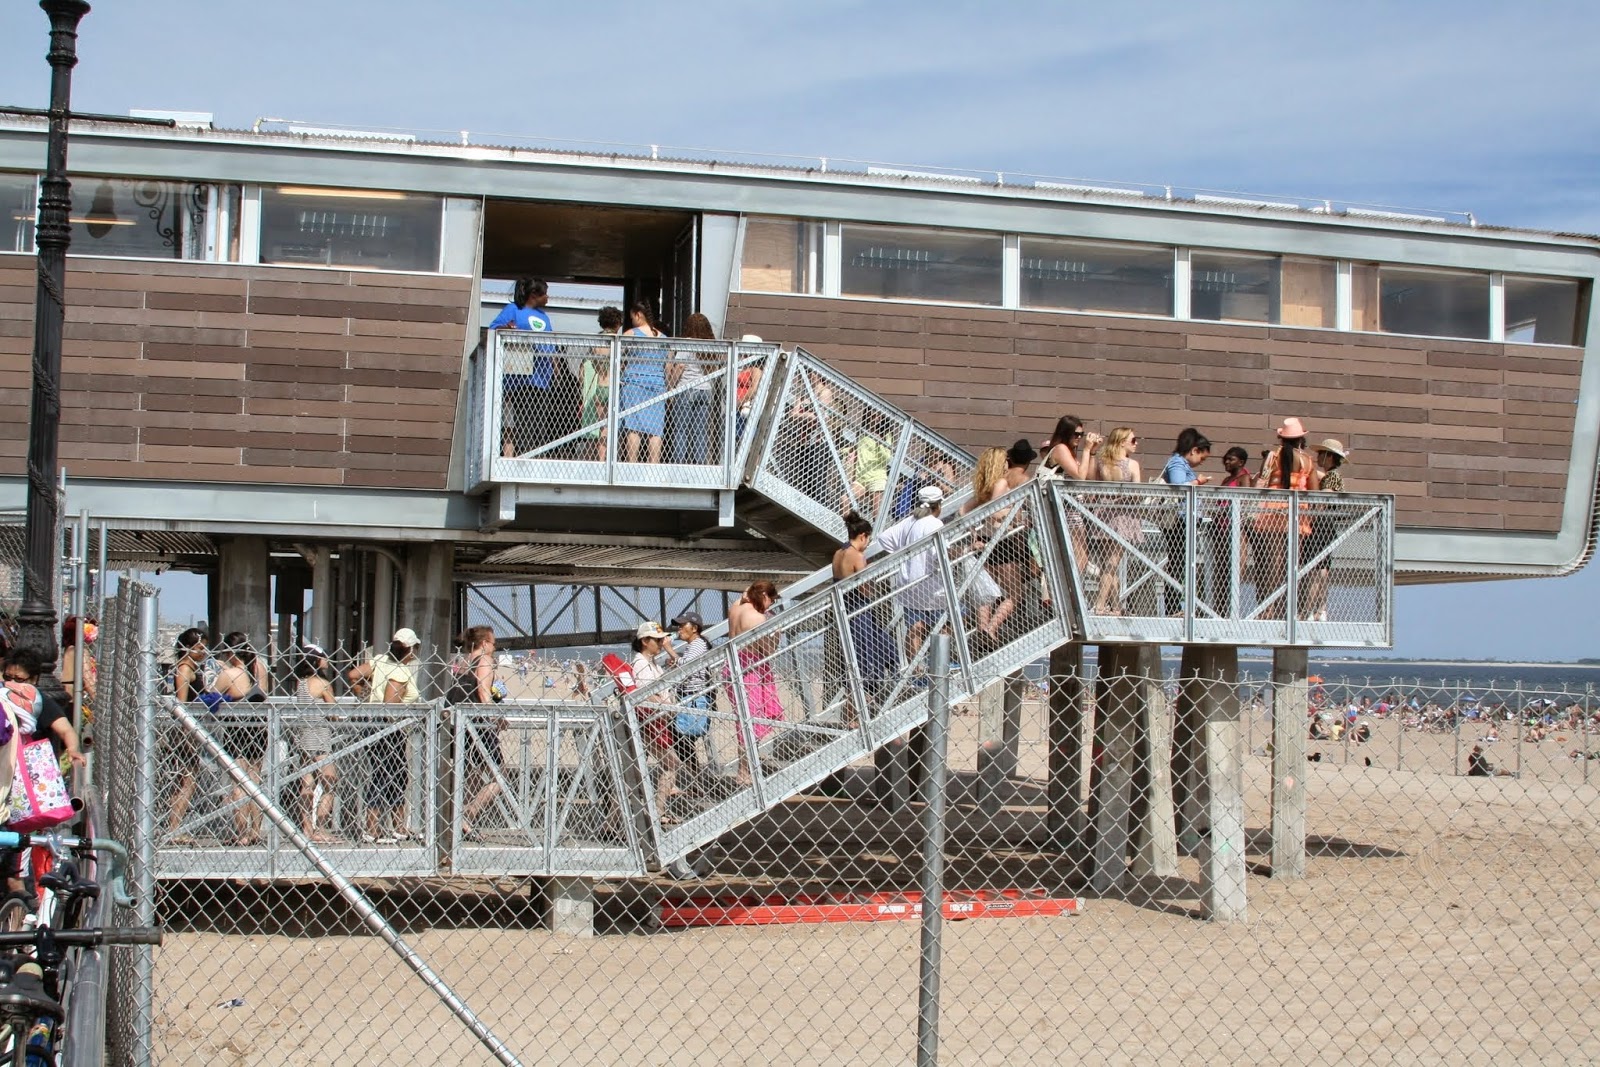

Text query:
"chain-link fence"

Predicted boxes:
[[90, 578, 1599, 1064]]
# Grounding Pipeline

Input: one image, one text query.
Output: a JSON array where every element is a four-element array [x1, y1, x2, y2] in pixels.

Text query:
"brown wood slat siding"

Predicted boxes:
[[727, 293, 1583, 534], [0, 256, 469, 490]]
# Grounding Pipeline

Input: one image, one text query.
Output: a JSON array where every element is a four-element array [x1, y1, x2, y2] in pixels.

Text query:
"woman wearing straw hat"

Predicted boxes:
[[1252, 417, 1322, 619], [1304, 439, 1349, 623]]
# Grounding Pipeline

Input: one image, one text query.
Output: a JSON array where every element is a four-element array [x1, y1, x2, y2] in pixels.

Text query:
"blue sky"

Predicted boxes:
[[2, 1, 1597, 660]]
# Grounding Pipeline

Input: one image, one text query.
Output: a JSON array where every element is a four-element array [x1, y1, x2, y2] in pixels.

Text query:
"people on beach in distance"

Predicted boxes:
[[1253, 417, 1321, 619], [1305, 438, 1350, 623], [490, 277, 554, 457], [875, 485, 948, 666], [290, 643, 339, 844], [1160, 428, 1212, 613], [1467, 744, 1512, 777], [1089, 428, 1143, 616], [584, 305, 622, 461], [348, 628, 424, 844], [668, 313, 718, 465], [620, 300, 669, 464], [728, 581, 783, 786]]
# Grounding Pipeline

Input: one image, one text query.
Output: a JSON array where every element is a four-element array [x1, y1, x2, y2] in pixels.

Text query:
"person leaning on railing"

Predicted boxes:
[[1037, 415, 1101, 580], [1303, 439, 1350, 623], [347, 629, 423, 844], [1087, 428, 1143, 617], [291, 643, 339, 844], [1252, 417, 1322, 619], [667, 314, 718, 465], [490, 277, 555, 458]]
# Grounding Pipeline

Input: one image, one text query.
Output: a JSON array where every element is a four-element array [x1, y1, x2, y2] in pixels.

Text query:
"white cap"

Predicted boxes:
[[917, 485, 945, 505], [392, 627, 421, 647], [739, 334, 764, 343], [635, 621, 669, 640]]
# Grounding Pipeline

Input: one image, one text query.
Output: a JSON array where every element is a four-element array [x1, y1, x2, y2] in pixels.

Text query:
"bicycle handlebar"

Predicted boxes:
[[0, 926, 163, 949], [0, 830, 139, 908]]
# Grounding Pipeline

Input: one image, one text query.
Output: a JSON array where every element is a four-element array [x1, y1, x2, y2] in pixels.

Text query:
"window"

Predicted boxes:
[[1020, 238, 1172, 316], [260, 186, 443, 271], [0, 172, 36, 252], [1505, 276, 1585, 345], [1188, 252, 1336, 327], [740, 217, 820, 293], [841, 224, 1002, 305], [65, 177, 211, 259], [1375, 266, 1489, 339]]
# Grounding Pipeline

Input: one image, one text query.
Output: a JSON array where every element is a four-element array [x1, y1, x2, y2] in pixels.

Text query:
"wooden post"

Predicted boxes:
[[1193, 646, 1246, 922], [976, 671, 1025, 818], [1132, 644, 1178, 879], [1270, 647, 1309, 880], [1091, 644, 1140, 894], [1046, 643, 1086, 868], [1174, 646, 1207, 853]]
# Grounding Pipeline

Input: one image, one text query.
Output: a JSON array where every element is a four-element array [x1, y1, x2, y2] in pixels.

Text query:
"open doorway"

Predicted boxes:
[[481, 200, 698, 332]]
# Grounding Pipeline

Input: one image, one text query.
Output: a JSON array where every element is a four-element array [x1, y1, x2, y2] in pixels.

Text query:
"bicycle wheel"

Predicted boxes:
[[0, 897, 30, 936]]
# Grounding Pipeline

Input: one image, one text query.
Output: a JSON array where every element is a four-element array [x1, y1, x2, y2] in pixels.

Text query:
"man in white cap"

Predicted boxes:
[[873, 484, 948, 664]]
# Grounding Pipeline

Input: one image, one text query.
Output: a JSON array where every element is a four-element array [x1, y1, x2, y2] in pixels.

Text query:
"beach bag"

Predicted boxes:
[[674, 696, 711, 738], [8, 738, 76, 832]]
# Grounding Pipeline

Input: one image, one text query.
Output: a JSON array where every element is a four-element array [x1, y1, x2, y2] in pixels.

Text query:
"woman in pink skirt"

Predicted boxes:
[[727, 580, 783, 785]]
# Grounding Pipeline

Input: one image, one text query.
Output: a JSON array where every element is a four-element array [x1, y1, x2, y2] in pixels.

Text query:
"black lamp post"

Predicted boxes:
[[17, 0, 91, 702]]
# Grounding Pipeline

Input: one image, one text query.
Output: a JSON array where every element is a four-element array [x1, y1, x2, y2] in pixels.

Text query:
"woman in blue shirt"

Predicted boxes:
[[489, 277, 554, 456], [619, 300, 669, 464], [1160, 428, 1211, 612]]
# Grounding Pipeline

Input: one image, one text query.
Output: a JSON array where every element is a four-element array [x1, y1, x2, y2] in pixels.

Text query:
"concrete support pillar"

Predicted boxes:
[[1270, 647, 1310, 880], [1091, 644, 1141, 894], [216, 536, 270, 655], [545, 876, 596, 938], [1189, 645, 1246, 923], [976, 671, 1025, 818], [1174, 646, 1208, 854], [1045, 643, 1086, 865], [310, 547, 333, 650], [372, 551, 396, 651], [1131, 644, 1178, 879], [402, 543, 455, 688]]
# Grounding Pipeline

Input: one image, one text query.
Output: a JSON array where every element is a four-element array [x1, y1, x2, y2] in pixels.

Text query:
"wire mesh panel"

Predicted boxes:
[[449, 703, 644, 877], [481, 332, 782, 491], [749, 351, 975, 545]]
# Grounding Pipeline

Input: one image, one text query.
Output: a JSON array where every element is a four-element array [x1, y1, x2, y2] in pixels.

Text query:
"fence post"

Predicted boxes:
[[1196, 645, 1246, 922], [1454, 702, 1463, 775], [1583, 689, 1590, 786], [132, 587, 159, 1067], [1091, 645, 1140, 894], [1046, 643, 1086, 868], [916, 633, 951, 1067], [1514, 681, 1523, 778], [1131, 644, 1177, 879]]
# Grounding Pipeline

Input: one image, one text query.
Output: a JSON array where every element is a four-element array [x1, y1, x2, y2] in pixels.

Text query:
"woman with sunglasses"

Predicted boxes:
[[1039, 414, 1102, 582]]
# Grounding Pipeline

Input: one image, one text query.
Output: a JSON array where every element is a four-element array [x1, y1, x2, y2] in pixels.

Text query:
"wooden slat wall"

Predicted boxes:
[[728, 293, 1583, 533], [0, 257, 470, 490]]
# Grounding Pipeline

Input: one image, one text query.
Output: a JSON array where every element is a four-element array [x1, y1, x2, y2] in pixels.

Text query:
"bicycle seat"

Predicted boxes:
[[0, 961, 63, 1020]]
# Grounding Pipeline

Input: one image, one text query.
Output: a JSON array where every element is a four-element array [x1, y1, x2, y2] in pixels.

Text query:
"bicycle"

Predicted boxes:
[[0, 830, 152, 1067]]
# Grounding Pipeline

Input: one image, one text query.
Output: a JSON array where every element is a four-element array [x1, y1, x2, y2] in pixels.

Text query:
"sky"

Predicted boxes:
[[2, 0, 1597, 661]]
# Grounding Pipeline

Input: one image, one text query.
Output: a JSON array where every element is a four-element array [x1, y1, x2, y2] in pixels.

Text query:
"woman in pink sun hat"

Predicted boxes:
[[1251, 417, 1322, 619]]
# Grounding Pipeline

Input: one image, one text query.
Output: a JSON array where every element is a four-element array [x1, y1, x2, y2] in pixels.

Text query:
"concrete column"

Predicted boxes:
[[1045, 643, 1086, 864], [1191, 646, 1246, 923], [976, 671, 1025, 818], [372, 551, 395, 651], [545, 876, 596, 938], [216, 536, 270, 654], [402, 543, 455, 688], [1091, 644, 1140, 894], [1270, 647, 1310, 880], [1174, 646, 1208, 854], [1131, 644, 1178, 879], [310, 546, 333, 649]]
